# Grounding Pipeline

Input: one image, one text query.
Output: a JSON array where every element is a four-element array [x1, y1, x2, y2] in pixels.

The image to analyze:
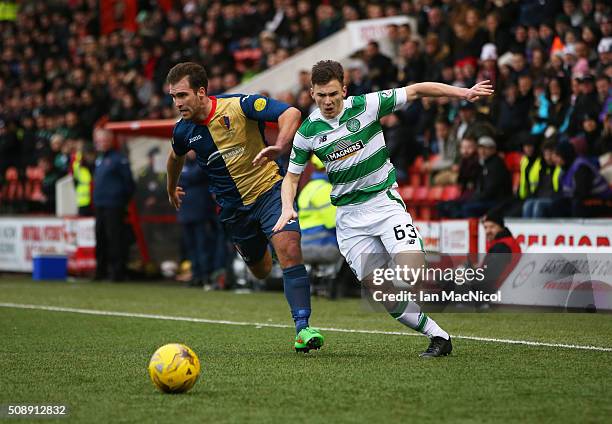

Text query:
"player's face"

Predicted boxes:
[[311, 80, 347, 119], [168, 76, 207, 121]]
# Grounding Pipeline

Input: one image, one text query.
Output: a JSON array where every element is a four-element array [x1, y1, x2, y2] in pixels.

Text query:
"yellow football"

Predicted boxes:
[[148, 343, 201, 393]]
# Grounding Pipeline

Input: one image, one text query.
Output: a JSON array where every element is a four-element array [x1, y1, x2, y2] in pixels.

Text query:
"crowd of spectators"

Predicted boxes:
[[1, 0, 611, 218]]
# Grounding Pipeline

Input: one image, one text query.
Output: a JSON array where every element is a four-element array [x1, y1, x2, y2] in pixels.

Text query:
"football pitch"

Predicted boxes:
[[1, 278, 611, 424]]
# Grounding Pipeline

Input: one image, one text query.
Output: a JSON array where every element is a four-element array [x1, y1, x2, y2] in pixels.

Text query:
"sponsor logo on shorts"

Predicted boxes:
[[326, 140, 364, 162]]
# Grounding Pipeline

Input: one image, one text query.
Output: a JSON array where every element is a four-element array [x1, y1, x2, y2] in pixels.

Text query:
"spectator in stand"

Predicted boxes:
[[494, 83, 524, 145], [363, 41, 395, 91], [381, 111, 420, 183], [456, 135, 482, 198], [419, 6, 452, 48], [449, 100, 495, 150], [72, 144, 96, 217], [484, 11, 511, 56], [545, 76, 572, 135], [569, 74, 601, 135], [459, 136, 512, 217], [552, 142, 612, 217], [523, 140, 563, 218], [437, 135, 481, 218], [579, 112, 603, 156], [427, 117, 458, 186], [477, 43, 499, 89], [37, 156, 61, 214], [0, 120, 19, 177], [92, 128, 135, 282], [422, 33, 450, 83], [505, 135, 542, 217], [397, 39, 425, 85]]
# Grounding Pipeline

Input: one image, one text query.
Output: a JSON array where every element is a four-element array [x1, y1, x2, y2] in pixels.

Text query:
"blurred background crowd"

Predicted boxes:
[[0, 0, 611, 222]]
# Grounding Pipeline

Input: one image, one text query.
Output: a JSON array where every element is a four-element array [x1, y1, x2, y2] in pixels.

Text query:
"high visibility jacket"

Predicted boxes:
[[519, 156, 541, 200], [552, 166, 561, 193], [0, 2, 17, 21], [298, 177, 336, 231], [73, 158, 92, 208]]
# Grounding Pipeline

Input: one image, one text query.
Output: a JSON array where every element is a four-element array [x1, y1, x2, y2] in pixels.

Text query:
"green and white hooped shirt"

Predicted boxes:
[[288, 88, 408, 207]]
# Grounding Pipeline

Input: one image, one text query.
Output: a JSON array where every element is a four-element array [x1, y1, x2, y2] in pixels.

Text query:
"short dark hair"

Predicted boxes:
[[435, 116, 449, 126], [311, 60, 344, 86], [166, 62, 209, 92]]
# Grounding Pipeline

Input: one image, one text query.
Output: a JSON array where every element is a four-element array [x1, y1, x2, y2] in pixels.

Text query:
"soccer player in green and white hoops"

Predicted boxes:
[[273, 60, 494, 357]]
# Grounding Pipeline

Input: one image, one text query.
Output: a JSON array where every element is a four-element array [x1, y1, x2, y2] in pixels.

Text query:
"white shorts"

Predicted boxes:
[[336, 188, 424, 281]]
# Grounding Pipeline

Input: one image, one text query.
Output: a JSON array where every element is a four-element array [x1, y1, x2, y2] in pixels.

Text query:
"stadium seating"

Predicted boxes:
[[24, 166, 46, 206], [441, 184, 461, 201], [1, 167, 24, 212]]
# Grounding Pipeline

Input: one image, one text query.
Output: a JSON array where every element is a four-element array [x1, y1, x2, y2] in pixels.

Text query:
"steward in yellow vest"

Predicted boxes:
[[298, 156, 340, 264], [72, 146, 96, 216]]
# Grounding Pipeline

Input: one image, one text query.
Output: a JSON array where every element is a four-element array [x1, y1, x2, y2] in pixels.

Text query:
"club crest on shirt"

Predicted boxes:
[[346, 118, 361, 132], [218, 115, 231, 131]]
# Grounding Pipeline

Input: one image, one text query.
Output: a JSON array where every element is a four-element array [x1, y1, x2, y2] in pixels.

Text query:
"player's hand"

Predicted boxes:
[[168, 186, 185, 210], [272, 208, 298, 233], [253, 145, 282, 166], [465, 80, 494, 102]]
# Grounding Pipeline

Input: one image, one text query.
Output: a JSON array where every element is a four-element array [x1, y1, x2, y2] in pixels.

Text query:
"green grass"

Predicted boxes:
[[0, 277, 611, 423]]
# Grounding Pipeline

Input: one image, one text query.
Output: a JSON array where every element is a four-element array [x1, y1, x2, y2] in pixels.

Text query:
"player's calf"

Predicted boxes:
[[247, 250, 273, 279]]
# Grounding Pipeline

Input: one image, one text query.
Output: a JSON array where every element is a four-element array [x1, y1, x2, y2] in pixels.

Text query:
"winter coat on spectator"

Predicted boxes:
[[473, 155, 512, 202], [93, 150, 135, 208]]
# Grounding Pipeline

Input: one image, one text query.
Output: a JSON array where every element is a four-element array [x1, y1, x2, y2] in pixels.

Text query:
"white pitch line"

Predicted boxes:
[[1, 302, 611, 353]]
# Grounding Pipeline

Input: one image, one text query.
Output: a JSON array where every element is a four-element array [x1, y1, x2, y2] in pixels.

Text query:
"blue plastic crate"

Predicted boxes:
[[32, 255, 67, 280]]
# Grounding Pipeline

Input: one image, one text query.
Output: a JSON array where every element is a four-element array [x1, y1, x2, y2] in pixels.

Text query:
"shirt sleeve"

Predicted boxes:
[[171, 122, 189, 156], [239, 94, 291, 122], [287, 131, 312, 175], [370, 87, 409, 118]]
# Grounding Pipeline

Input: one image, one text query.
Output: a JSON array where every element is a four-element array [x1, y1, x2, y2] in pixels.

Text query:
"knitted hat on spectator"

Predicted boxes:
[[480, 43, 498, 61], [478, 136, 496, 148], [598, 37, 612, 54]]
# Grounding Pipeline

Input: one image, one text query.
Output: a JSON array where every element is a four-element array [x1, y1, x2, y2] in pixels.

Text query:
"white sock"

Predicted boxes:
[[395, 302, 449, 340]]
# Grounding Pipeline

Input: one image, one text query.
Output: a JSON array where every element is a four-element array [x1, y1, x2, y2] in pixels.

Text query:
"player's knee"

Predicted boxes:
[[278, 242, 303, 268], [395, 251, 426, 284]]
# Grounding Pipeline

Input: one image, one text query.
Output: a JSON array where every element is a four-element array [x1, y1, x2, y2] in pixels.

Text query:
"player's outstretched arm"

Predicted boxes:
[[253, 107, 301, 166], [272, 171, 301, 233], [404, 80, 494, 102], [166, 148, 186, 210]]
